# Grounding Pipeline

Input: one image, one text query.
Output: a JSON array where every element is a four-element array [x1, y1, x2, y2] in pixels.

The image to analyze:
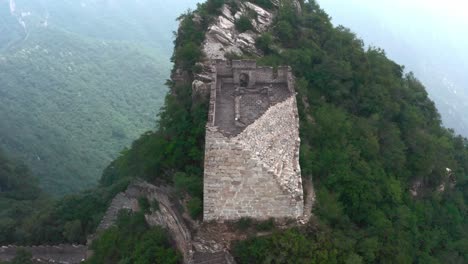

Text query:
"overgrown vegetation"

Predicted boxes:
[[235, 15, 254, 32], [138, 197, 151, 214], [0, 147, 130, 245], [232, 1, 468, 263], [234, 217, 253, 231], [256, 32, 274, 54], [249, 0, 275, 10], [85, 210, 181, 264]]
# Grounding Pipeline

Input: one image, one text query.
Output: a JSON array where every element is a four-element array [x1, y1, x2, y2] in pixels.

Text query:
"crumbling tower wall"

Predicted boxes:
[[203, 60, 304, 221]]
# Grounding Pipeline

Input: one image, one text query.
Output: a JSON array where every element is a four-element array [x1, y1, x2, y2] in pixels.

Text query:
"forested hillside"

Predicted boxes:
[[0, 27, 168, 194], [0, 148, 48, 244], [1, 0, 466, 263], [100, 0, 468, 262], [0, 0, 189, 194]]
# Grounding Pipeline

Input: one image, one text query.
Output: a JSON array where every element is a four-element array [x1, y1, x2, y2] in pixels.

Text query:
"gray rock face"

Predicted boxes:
[[202, 2, 274, 60], [192, 80, 211, 98]]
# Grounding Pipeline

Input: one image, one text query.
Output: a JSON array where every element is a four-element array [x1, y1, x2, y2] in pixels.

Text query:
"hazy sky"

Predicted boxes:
[[318, 0, 468, 59]]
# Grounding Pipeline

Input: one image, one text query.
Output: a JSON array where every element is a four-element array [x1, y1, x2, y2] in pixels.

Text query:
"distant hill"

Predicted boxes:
[[0, 0, 204, 195]]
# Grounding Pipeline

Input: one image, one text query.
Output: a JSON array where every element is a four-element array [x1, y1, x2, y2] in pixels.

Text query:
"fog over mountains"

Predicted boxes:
[[318, 0, 468, 137], [2, 0, 200, 52]]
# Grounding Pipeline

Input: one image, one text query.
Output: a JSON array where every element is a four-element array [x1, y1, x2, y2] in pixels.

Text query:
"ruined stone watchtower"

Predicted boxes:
[[203, 60, 304, 221]]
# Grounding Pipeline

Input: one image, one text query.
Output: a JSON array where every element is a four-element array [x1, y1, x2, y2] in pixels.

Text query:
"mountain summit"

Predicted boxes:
[[0, 1, 466, 263]]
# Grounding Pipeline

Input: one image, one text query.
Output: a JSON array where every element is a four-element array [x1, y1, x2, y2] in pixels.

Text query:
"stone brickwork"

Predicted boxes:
[[204, 60, 304, 221]]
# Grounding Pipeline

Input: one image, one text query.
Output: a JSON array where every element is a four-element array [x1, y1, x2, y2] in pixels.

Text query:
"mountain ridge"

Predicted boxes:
[[0, 1, 467, 263]]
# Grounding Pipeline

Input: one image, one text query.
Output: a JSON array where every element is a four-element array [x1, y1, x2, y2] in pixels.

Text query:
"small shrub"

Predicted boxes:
[[226, 0, 240, 14], [276, 20, 294, 46], [174, 42, 203, 71], [251, 0, 274, 10], [187, 197, 203, 219], [255, 218, 275, 231], [235, 15, 254, 32], [63, 220, 83, 243], [225, 51, 244, 60], [256, 32, 274, 54], [11, 248, 32, 264], [235, 217, 253, 231], [150, 199, 160, 212], [205, 0, 226, 15], [174, 172, 203, 198], [192, 63, 203, 74], [138, 196, 150, 214]]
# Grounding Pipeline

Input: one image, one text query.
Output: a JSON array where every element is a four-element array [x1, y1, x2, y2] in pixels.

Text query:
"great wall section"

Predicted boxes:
[[1, 1, 312, 264], [203, 60, 304, 221]]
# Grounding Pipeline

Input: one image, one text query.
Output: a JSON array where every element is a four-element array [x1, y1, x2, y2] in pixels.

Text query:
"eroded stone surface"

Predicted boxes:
[[235, 97, 302, 198], [202, 3, 273, 60]]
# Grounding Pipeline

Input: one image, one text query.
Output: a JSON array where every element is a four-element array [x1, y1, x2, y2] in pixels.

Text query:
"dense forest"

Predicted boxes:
[[0, 28, 169, 194], [0, 148, 47, 244], [1, 0, 467, 263], [0, 0, 174, 194]]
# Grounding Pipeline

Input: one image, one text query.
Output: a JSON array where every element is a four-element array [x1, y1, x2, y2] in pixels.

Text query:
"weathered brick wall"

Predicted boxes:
[[203, 60, 304, 221]]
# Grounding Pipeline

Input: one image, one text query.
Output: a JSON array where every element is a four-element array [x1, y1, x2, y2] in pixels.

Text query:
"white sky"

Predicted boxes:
[[318, 0, 468, 66]]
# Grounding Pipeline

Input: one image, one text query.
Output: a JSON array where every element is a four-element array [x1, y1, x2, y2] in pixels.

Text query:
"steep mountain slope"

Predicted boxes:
[[1, 1, 467, 263], [0, 148, 48, 244], [0, 27, 168, 194], [0, 0, 203, 194], [101, 1, 466, 262]]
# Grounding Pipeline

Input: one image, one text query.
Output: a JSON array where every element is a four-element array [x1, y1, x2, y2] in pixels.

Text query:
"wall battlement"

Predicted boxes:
[[203, 60, 304, 221]]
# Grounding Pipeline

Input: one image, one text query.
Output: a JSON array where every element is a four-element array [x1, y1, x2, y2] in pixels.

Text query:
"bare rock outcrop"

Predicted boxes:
[[203, 2, 274, 60]]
